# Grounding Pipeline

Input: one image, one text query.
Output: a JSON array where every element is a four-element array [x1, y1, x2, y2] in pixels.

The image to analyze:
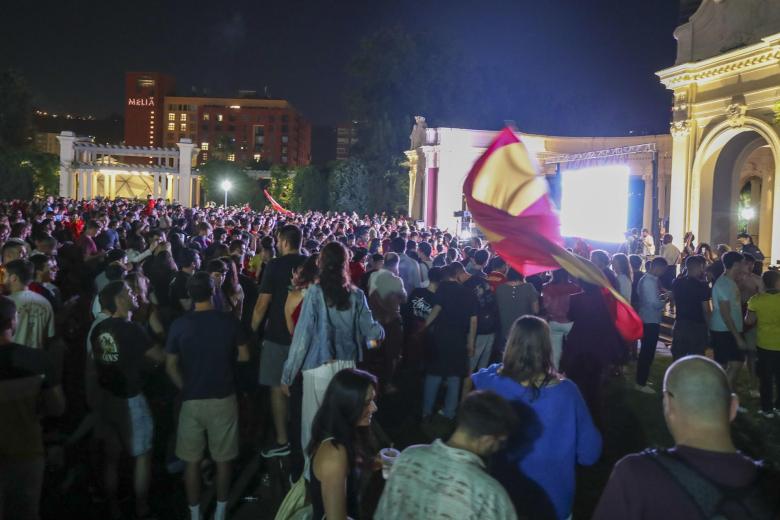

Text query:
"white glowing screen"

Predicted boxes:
[[559, 164, 629, 243]]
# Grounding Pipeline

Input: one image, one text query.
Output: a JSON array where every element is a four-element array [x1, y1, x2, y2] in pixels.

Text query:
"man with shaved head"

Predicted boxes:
[[594, 356, 779, 519]]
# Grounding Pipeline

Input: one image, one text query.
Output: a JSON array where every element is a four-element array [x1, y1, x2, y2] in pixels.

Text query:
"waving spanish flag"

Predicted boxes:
[[463, 128, 643, 341], [263, 189, 293, 215]]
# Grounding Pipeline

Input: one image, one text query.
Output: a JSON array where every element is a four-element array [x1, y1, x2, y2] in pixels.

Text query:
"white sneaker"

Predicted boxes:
[[634, 384, 656, 395]]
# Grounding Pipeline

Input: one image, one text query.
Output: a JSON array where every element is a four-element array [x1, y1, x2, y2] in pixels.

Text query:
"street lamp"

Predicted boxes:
[[221, 179, 232, 207]]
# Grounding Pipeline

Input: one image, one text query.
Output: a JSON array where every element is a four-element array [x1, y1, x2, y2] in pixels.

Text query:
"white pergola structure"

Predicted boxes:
[[56, 131, 201, 206]]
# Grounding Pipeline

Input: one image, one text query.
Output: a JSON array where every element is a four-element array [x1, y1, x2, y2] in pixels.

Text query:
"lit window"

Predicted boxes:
[[168, 113, 175, 121], [167, 122, 175, 131], [217, 114, 223, 122], [253, 154, 261, 161], [203, 113, 210, 121], [180, 113, 187, 121], [202, 152, 208, 161], [227, 153, 235, 162], [180, 123, 187, 132], [201, 142, 209, 150]]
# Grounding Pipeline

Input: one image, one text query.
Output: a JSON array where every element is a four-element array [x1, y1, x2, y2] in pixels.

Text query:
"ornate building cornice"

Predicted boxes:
[[657, 34, 780, 89]]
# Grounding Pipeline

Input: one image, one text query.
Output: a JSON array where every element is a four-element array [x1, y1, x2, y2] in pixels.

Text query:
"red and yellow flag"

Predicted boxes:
[[463, 128, 643, 341], [263, 189, 293, 215]]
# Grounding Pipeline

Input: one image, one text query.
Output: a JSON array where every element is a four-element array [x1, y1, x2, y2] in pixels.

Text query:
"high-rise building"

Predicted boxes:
[[162, 96, 311, 166], [335, 121, 359, 160], [124, 72, 311, 167], [124, 72, 176, 147]]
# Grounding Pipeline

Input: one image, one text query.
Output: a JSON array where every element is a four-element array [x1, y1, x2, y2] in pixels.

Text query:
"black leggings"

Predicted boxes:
[[757, 347, 780, 412]]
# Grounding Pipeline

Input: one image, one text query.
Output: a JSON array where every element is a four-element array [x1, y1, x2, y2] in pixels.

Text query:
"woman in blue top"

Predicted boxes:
[[472, 315, 602, 520]]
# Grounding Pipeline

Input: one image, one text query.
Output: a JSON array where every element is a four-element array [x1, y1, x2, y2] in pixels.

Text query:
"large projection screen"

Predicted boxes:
[[559, 164, 630, 243]]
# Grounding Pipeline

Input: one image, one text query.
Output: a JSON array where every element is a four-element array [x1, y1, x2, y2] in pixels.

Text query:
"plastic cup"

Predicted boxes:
[[380, 447, 400, 479]]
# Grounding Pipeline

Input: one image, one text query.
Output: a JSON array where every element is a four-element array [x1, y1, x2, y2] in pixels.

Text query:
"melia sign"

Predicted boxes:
[[127, 97, 155, 107]]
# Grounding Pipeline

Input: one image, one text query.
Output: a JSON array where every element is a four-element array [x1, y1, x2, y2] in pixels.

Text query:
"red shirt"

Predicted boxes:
[[349, 261, 366, 285]]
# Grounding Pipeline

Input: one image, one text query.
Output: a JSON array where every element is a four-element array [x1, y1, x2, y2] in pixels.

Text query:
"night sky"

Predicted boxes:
[[2, 0, 681, 135]]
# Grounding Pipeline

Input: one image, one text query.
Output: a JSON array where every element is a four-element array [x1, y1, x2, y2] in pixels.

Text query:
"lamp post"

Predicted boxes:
[[221, 179, 232, 208]]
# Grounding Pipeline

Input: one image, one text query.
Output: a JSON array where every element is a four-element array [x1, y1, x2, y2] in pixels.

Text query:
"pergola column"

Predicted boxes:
[[103, 173, 110, 199], [152, 173, 160, 199], [56, 131, 76, 198], [177, 139, 197, 206]]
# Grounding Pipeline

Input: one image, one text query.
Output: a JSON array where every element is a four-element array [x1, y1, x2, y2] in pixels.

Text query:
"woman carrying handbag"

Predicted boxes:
[[281, 242, 385, 455]]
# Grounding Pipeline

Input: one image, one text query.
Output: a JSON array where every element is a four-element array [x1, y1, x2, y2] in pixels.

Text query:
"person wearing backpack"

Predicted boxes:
[[593, 355, 780, 519]]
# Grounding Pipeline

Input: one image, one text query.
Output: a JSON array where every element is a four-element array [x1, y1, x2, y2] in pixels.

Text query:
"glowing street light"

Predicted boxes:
[[221, 179, 232, 207], [740, 206, 755, 221]]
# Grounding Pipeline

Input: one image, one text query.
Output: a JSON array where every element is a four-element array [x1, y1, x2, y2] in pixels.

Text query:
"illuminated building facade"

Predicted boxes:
[[657, 0, 780, 266], [405, 125, 672, 240], [162, 97, 311, 166], [124, 72, 175, 148], [124, 73, 311, 167], [336, 121, 359, 160]]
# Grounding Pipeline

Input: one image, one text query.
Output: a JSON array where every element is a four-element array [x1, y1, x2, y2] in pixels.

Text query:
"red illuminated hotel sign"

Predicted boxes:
[[127, 97, 155, 107]]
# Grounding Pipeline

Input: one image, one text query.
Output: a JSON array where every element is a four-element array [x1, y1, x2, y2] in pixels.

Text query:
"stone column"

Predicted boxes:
[[669, 120, 694, 248], [421, 145, 438, 226], [404, 150, 420, 219], [56, 131, 77, 198], [85, 171, 94, 200], [177, 139, 197, 206], [152, 173, 160, 199], [172, 175, 180, 202]]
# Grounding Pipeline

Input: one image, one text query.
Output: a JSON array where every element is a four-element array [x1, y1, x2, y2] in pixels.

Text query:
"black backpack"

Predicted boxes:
[[642, 448, 780, 519]]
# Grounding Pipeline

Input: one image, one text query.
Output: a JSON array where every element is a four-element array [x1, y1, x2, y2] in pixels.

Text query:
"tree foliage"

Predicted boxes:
[[197, 160, 262, 208], [329, 158, 372, 214], [0, 149, 36, 200], [344, 28, 510, 214], [290, 165, 328, 212], [0, 70, 33, 149], [269, 165, 294, 207]]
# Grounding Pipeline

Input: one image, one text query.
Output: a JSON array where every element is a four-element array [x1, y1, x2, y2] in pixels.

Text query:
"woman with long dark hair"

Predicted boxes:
[[472, 316, 601, 520], [309, 368, 378, 520], [219, 255, 244, 319], [281, 242, 384, 453]]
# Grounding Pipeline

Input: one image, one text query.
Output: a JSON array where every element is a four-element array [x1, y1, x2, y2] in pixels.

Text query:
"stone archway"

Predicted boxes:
[[690, 117, 779, 261]]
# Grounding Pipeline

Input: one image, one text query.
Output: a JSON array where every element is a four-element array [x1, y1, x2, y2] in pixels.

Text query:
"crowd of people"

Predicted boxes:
[[1, 195, 778, 520]]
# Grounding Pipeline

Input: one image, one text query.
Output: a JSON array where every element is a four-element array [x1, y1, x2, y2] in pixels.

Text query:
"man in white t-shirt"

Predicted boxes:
[[641, 228, 655, 257], [659, 234, 681, 290], [4, 259, 55, 349]]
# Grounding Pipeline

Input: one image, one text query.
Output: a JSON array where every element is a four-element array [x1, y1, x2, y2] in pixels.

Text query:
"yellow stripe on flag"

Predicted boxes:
[[471, 142, 547, 217]]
